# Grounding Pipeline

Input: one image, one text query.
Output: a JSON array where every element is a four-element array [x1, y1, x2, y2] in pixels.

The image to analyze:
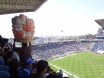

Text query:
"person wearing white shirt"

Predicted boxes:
[[43, 66, 51, 78]]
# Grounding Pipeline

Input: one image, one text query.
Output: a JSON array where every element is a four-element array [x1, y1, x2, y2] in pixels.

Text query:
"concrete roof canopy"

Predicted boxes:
[[0, 0, 47, 15], [95, 19, 104, 28]]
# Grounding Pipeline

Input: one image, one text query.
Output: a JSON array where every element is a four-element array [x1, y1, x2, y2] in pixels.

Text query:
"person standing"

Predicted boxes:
[[58, 70, 63, 78], [13, 38, 32, 64]]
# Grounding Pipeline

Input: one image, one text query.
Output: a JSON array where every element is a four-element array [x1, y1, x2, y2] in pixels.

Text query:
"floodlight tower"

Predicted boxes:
[[95, 19, 104, 39]]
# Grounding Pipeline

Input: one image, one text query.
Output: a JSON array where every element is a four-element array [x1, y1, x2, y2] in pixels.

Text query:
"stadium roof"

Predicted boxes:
[[95, 19, 104, 28], [0, 0, 47, 15]]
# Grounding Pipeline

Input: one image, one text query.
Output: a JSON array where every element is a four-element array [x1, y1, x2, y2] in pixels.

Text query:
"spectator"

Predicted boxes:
[[29, 60, 48, 78], [11, 51, 20, 63], [0, 51, 9, 72], [4, 51, 13, 66], [50, 69, 53, 74], [0, 44, 6, 56], [9, 58, 20, 78], [32, 60, 37, 73], [13, 39, 32, 64], [43, 66, 51, 78], [3, 48, 10, 60], [58, 70, 63, 78], [17, 57, 34, 78]]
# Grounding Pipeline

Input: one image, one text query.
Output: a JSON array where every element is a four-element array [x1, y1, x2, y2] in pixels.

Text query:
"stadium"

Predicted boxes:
[[0, 0, 104, 78], [30, 19, 104, 78], [6, 31, 104, 78]]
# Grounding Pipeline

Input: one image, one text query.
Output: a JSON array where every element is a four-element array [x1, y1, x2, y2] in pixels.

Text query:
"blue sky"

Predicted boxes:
[[0, 0, 104, 38]]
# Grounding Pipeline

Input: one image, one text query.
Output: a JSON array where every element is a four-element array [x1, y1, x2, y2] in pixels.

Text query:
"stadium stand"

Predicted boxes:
[[32, 41, 95, 60]]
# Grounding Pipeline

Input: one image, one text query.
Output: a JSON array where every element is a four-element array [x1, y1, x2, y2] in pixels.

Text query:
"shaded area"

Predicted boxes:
[[0, 0, 47, 15]]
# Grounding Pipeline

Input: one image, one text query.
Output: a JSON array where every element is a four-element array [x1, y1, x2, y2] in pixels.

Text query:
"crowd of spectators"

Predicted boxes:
[[92, 41, 104, 51], [0, 36, 70, 78], [0, 42, 66, 78], [32, 41, 95, 60], [1, 35, 104, 78]]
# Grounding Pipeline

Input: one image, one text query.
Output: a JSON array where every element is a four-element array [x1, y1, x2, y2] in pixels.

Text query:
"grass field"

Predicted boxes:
[[48, 52, 104, 78]]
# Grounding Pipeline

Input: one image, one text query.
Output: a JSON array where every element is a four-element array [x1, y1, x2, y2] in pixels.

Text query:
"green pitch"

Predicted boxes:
[[48, 52, 104, 78]]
